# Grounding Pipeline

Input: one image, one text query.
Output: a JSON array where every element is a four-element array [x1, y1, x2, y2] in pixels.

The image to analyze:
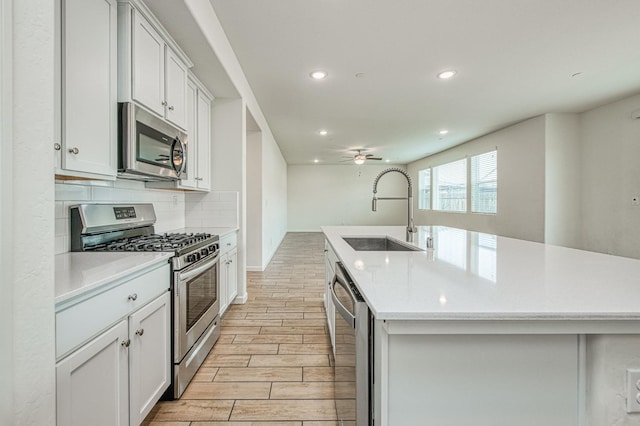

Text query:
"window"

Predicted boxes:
[[471, 150, 497, 214], [418, 169, 431, 209], [433, 158, 467, 212]]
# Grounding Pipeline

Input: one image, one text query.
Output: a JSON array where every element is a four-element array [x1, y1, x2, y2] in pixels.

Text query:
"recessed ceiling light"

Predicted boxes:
[[318, 129, 328, 136], [310, 70, 328, 80], [439, 129, 449, 135], [385, 159, 390, 163], [313, 159, 319, 163], [437, 70, 457, 80]]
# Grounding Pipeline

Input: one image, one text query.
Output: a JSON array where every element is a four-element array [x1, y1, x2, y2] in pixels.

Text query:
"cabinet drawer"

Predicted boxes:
[[220, 232, 237, 255], [56, 263, 169, 360]]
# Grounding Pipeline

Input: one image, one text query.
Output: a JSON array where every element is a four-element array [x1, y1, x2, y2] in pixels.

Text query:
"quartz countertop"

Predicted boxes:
[[55, 252, 173, 304], [322, 226, 640, 321]]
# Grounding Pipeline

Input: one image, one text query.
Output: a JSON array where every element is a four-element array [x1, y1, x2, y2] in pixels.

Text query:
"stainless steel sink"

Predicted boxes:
[[342, 236, 422, 251]]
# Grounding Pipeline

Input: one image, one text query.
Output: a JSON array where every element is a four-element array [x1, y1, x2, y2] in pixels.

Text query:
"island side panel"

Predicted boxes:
[[378, 331, 580, 425]]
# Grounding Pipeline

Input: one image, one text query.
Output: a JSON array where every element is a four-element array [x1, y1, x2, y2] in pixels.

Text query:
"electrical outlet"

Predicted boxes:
[[626, 369, 640, 413], [632, 196, 640, 206]]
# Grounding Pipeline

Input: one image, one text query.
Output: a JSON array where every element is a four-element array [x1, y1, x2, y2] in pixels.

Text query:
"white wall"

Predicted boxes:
[[408, 116, 547, 242], [580, 93, 640, 259], [545, 113, 582, 249], [246, 130, 262, 270], [6, 0, 56, 423], [261, 132, 287, 266], [0, 0, 13, 422], [287, 164, 407, 231]]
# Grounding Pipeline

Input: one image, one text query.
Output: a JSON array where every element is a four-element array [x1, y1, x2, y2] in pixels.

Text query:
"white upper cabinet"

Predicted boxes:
[[118, 1, 190, 131], [131, 9, 165, 117], [165, 49, 188, 129], [56, 0, 117, 179], [195, 88, 212, 191]]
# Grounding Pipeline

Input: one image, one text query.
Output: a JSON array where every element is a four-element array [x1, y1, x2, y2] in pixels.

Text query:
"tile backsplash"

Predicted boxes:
[[55, 179, 239, 254], [185, 191, 239, 228]]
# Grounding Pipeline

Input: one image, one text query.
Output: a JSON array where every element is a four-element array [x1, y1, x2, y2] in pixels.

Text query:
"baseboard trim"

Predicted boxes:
[[232, 292, 248, 304]]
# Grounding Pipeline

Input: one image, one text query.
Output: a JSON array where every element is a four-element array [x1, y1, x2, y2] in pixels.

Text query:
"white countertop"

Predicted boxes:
[[55, 252, 173, 304], [322, 226, 640, 321]]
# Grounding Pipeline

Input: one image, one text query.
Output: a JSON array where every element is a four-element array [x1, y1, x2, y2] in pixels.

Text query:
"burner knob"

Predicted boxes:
[[208, 244, 216, 252], [201, 248, 209, 256], [187, 253, 199, 263]]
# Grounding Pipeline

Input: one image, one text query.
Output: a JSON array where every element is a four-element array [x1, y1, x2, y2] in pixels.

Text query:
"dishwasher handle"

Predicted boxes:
[[331, 263, 357, 328]]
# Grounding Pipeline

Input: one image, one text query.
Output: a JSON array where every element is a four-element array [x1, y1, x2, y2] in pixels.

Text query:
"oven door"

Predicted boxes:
[[174, 254, 219, 363]]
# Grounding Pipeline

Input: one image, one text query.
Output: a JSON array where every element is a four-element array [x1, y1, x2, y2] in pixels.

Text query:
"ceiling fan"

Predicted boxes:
[[344, 149, 383, 165]]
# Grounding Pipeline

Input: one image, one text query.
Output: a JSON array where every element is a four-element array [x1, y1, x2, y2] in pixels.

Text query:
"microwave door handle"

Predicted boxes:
[[171, 137, 187, 176]]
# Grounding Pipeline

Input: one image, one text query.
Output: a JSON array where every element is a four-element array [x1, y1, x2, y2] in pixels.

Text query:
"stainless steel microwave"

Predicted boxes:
[[118, 102, 187, 181]]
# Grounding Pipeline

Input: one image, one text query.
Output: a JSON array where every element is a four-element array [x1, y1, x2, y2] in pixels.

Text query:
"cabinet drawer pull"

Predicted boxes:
[[121, 339, 131, 348], [135, 328, 144, 336], [54, 143, 61, 151], [68, 147, 79, 155], [127, 293, 138, 301]]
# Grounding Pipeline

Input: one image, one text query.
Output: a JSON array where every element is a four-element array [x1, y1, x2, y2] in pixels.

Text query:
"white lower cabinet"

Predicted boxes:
[[220, 232, 238, 315], [56, 263, 170, 426], [56, 320, 129, 426]]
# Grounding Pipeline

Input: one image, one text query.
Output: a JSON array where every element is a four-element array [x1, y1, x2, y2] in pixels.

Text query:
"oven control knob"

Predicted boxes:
[[201, 248, 209, 256], [187, 253, 199, 263]]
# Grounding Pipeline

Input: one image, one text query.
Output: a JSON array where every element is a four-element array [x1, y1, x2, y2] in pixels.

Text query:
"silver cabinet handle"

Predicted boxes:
[[168, 105, 174, 111], [54, 143, 61, 151], [121, 339, 131, 348], [162, 101, 168, 106], [127, 293, 138, 301], [68, 147, 79, 154], [135, 328, 144, 336]]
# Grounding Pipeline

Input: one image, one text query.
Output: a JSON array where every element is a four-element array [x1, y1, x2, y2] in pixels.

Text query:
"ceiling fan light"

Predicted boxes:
[[354, 155, 366, 165]]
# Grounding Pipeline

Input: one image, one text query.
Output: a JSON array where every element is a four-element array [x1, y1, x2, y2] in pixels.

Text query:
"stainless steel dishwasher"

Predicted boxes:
[[331, 261, 371, 426]]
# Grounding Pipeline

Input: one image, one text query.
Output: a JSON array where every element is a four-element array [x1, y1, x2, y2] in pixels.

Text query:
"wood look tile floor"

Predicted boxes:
[[143, 232, 349, 426]]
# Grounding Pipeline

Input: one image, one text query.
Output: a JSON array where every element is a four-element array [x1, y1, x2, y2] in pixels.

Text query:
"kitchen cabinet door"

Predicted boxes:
[[132, 8, 165, 117], [56, 320, 129, 426], [59, 0, 117, 178], [165, 48, 188, 130], [195, 89, 212, 190], [129, 292, 171, 426], [220, 251, 230, 315], [227, 248, 238, 305]]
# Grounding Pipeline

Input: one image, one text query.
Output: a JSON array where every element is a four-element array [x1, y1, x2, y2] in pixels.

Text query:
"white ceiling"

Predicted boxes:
[[203, 0, 640, 165]]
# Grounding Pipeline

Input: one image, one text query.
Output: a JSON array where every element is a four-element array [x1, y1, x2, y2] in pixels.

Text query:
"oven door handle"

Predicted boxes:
[[178, 254, 219, 281], [331, 273, 356, 328]]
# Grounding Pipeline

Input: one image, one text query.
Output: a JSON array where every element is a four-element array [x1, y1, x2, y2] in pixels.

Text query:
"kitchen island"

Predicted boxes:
[[322, 225, 640, 426]]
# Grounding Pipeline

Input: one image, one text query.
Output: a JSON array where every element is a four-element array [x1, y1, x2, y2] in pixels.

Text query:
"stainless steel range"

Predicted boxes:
[[70, 203, 220, 398]]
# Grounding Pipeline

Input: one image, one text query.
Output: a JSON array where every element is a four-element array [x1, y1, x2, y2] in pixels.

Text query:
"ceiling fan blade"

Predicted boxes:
[[367, 157, 383, 160]]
